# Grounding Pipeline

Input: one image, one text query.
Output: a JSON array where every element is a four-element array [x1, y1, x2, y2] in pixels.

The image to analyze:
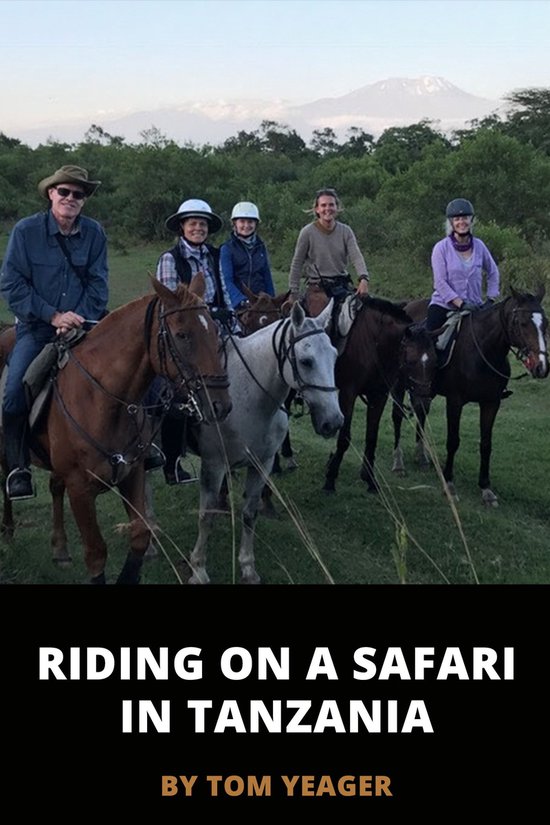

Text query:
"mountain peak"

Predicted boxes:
[[9, 75, 502, 148]]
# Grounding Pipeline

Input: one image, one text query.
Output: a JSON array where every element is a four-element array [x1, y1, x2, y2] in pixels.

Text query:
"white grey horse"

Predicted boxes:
[[185, 299, 344, 584]]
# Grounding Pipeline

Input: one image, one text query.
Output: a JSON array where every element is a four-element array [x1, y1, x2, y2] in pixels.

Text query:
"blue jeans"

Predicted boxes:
[[3, 323, 55, 416]]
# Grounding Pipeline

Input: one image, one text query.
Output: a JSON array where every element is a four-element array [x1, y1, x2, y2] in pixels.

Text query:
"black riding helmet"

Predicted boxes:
[[446, 198, 474, 218]]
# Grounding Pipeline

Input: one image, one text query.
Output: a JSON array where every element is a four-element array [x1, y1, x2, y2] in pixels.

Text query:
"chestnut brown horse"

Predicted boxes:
[[395, 286, 549, 505], [0, 276, 232, 583]]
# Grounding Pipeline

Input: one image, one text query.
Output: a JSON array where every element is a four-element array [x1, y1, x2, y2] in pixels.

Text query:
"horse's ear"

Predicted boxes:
[[535, 283, 546, 301], [509, 285, 520, 300], [316, 298, 334, 331], [280, 298, 293, 318], [241, 283, 258, 301], [274, 290, 291, 309], [189, 271, 206, 299], [151, 276, 179, 307], [290, 299, 306, 326]]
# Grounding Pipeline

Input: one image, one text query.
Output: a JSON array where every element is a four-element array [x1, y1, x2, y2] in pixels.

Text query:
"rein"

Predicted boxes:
[[467, 300, 542, 381], [273, 318, 338, 394], [225, 317, 337, 412], [52, 295, 228, 482]]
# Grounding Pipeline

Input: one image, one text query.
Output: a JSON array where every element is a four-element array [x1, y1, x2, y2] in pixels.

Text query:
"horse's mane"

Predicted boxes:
[[362, 295, 413, 325]]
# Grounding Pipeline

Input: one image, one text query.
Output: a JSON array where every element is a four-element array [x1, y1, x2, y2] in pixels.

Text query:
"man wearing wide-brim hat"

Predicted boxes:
[[0, 164, 109, 500]]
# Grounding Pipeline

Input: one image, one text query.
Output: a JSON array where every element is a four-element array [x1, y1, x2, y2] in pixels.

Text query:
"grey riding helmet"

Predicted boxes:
[[446, 198, 474, 218]]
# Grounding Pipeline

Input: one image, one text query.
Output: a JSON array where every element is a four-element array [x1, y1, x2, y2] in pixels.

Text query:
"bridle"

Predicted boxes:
[[399, 333, 435, 400], [468, 298, 548, 380], [273, 318, 338, 394], [53, 296, 228, 482], [154, 299, 229, 420]]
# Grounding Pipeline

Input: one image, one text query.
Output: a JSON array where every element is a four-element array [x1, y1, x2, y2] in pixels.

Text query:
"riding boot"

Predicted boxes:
[[3, 413, 35, 500], [160, 417, 193, 485]]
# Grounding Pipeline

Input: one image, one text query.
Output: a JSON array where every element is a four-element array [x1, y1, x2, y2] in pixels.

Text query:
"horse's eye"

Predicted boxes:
[[300, 358, 313, 370]]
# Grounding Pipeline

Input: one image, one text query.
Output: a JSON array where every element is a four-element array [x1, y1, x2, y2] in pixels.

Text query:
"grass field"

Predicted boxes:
[[0, 243, 549, 585]]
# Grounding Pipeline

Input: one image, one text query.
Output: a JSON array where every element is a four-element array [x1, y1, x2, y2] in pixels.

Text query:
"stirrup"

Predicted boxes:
[[164, 456, 198, 486], [144, 443, 166, 471], [6, 468, 36, 501]]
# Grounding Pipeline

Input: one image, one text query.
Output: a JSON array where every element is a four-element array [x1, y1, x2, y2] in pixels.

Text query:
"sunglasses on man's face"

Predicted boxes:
[[54, 186, 87, 200]]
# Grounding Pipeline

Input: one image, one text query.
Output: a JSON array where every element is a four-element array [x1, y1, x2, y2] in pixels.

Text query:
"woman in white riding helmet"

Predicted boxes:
[[153, 198, 236, 485], [220, 201, 275, 310], [156, 198, 234, 318]]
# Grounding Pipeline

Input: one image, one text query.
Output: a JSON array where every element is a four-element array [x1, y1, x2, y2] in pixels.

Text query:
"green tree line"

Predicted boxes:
[[1, 88, 550, 297]]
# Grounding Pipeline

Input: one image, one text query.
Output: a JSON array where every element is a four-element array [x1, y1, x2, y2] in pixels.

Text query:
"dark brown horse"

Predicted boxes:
[[395, 286, 549, 505], [236, 284, 290, 336], [322, 295, 438, 493], [0, 276, 232, 583]]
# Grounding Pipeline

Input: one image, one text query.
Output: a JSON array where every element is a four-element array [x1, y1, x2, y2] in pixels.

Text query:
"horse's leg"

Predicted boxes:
[[188, 461, 226, 584], [116, 467, 152, 584], [442, 396, 465, 500], [322, 399, 353, 494], [259, 481, 280, 519], [412, 395, 432, 467], [479, 399, 501, 507], [143, 471, 159, 558], [65, 482, 108, 584], [1, 481, 14, 542], [391, 384, 407, 476], [360, 394, 389, 493], [49, 473, 72, 567], [239, 465, 270, 584]]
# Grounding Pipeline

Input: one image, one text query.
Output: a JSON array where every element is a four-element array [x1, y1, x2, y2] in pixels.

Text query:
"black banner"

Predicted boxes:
[[3, 585, 544, 814]]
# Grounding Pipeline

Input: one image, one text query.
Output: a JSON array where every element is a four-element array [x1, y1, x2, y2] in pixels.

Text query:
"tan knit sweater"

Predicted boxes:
[[288, 220, 369, 294]]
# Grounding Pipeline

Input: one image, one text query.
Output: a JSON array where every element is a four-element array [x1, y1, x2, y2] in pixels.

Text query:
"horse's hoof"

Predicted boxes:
[[285, 457, 299, 472], [392, 467, 406, 477], [144, 541, 158, 559], [444, 482, 458, 501], [90, 572, 107, 585], [322, 483, 335, 494], [188, 571, 210, 585], [241, 572, 261, 585], [482, 490, 499, 508], [53, 557, 73, 569]]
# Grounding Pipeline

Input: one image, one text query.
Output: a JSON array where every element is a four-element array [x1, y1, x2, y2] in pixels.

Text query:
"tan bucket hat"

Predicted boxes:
[[38, 164, 101, 199]]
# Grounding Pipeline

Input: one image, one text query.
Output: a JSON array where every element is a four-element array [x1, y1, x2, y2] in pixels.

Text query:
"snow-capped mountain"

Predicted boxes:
[[7, 76, 502, 148]]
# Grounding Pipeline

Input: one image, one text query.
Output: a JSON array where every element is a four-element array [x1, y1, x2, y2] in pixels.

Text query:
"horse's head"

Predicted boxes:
[[282, 300, 344, 437], [237, 288, 289, 335], [399, 323, 438, 412], [151, 276, 232, 423], [506, 285, 549, 379]]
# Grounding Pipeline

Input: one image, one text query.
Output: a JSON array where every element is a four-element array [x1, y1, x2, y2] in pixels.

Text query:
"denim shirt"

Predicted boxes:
[[0, 210, 109, 329]]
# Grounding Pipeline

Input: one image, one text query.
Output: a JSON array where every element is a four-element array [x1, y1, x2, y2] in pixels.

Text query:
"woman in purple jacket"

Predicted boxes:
[[427, 198, 500, 331]]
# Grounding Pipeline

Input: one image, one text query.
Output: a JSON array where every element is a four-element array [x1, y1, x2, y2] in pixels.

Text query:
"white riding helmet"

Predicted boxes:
[[231, 201, 260, 222], [165, 198, 222, 234]]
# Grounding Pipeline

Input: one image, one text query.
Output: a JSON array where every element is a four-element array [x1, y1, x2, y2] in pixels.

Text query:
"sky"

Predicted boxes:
[[1, 0, 549, 132]]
